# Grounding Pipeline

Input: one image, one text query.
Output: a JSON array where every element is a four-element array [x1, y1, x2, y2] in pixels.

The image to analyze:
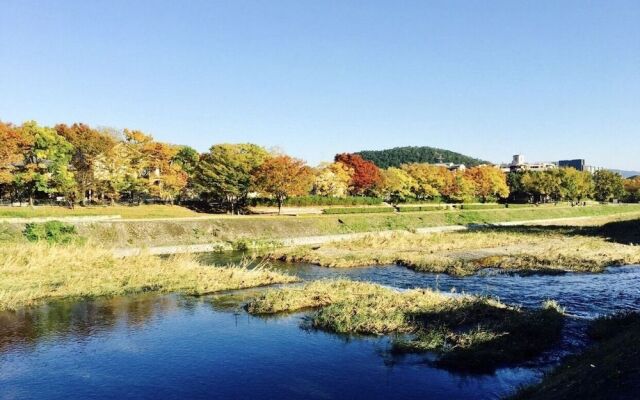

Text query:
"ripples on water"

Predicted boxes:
[[1, 255, 639, 400]]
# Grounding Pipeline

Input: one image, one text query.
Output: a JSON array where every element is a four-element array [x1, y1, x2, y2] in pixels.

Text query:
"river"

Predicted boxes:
[[1, 256, 639, 399]]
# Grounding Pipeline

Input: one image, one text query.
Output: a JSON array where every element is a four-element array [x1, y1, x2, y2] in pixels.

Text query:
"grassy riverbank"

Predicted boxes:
[[247, 280, 564, 372], [512, 312, 640, 400], [0, 203, 632, 248], [0, 243, 297, 311], [268, 219, 640, 275], [0, 204, 201, 219]]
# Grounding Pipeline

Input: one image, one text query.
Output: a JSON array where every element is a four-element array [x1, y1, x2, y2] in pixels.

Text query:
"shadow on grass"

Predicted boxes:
[[469, 218, 640, 246], [511, 312, 640, 400], [393, 299, 565, 374]]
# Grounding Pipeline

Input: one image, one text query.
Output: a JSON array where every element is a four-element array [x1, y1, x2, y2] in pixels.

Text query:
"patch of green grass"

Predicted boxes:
[[0, 204, 200, 219], [247, 280, 564, 372], [23, 221, 83, 244], [322, 206, 395, 214], [511, 312, 640, 400]]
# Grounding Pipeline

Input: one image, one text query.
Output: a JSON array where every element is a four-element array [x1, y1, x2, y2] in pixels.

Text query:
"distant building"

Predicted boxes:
[[559, 159, 586, 171], [500, 154, 556, 173], [433, 162, 466, 172]]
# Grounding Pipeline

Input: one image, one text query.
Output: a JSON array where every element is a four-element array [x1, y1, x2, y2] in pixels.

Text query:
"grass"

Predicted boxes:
[[322, 206, 395, 214], [268, 220, 640, 275], [3, 204, 640, 248], [0, 242, 297, 311], [0, 204, 201, 219], [511, 312, 640, 400], [247, 280, 564, 372]]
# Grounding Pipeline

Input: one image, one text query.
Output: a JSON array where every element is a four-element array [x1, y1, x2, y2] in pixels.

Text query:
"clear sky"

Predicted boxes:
[[1, 1, 638, 169]]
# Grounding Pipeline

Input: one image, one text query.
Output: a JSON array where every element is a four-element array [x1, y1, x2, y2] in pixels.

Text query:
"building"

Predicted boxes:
[[559, 159, 586, 171], [433, 162, 466, 172], [500, 154, 557, 173]]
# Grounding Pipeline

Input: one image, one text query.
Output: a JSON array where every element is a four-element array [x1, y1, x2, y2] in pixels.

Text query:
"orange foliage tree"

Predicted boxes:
[[253, 155, 314, 213], [334, 153, 382, 196]]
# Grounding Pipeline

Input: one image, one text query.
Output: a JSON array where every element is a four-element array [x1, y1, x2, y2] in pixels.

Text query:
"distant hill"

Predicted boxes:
[[355, 146, 488, 168], [609, 169, 640, 179]]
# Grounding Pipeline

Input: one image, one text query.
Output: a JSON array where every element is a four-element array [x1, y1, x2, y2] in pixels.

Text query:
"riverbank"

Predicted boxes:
[[267, 218, 640, 275], [511, 312, 640, 400], [2, 203, 640, 249], [0, 243, 297, 311]]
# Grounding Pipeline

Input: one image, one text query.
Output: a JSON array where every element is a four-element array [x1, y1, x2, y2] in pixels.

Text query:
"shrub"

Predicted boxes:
[[397, 204, 451, 212], [250, 195, 383, 207], [322, 206, 395, 215], [23, 221, 81, 244], [459, 204, 505, 210]]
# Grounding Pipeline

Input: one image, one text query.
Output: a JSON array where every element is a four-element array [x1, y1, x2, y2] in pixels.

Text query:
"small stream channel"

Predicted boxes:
[[1, 254, 639, 399]]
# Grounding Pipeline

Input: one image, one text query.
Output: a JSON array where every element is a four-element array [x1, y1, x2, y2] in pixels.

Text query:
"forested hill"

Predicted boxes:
[[355, 146, 488, 168]]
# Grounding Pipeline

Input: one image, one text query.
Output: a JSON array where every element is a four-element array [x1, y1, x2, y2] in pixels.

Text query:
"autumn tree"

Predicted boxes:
[[442, 172, 476, 203], [253, 155, 314, 214], [312, 162, 353, 197], [400, 163, 446, 200], [193, 143, 269, 213], [624, 177, 640, 203], [334, 153, 382, 196], [0, 121, 31, 199], [593, 170, 625, 202], [380, 167, 416, 203], [56, 123, 116, 204], [464, 166, 509, 202]]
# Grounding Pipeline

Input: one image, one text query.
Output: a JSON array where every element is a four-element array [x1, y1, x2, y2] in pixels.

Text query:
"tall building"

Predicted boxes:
[[559, 159, 586, 171]]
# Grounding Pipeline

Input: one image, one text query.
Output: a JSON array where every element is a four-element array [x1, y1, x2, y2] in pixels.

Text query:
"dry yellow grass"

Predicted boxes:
[[0, 243, 297, 310], [268, 226, 640, 275]]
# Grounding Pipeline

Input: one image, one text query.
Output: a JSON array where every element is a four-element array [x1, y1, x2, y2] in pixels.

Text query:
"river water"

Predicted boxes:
[[1, 257, 639, 400]]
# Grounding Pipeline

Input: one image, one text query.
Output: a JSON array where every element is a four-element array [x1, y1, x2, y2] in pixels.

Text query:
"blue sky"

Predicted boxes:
[[1, 1, 638, 169]]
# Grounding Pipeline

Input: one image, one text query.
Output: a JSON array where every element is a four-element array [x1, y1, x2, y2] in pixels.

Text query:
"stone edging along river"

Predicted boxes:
[[112, 215, 601, 257]]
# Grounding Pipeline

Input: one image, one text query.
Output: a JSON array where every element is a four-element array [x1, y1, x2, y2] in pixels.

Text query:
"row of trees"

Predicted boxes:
[[507, 168, 629, 203], [1, 119, 637, 213]]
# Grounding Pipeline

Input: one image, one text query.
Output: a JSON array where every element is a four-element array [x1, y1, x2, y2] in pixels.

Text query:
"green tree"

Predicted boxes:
[[559, 168, 593, 201], [593, 170, 624, 202], [14, 121, 76, 205], [193, 143, 269, 213]]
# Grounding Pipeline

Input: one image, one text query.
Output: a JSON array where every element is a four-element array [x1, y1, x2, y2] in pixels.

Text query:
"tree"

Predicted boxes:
[[559, 168, 593, 201], [464, 166, 509, 202], [193, 143, 269, 213], [593, 170, 624, 202], [624, 177, 640, 203], [380, 167, 416, 203], [0, 121, 31, 199], [173, 146, 200, 176], [253, 155, 314, 214], [334, 153, 382, 196], [400, 163, 445, 200], [312, 162, 353, 197], [14, 121, 76, 205], [521, 171, 561, 203], [442, 172, 476, 203], [56, 123, 116, 204]]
